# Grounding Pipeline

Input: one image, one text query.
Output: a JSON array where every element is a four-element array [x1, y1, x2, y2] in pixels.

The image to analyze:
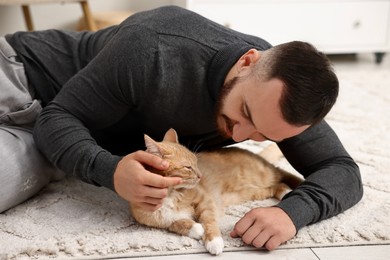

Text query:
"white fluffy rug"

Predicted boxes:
[[1, 54, 390, 259]]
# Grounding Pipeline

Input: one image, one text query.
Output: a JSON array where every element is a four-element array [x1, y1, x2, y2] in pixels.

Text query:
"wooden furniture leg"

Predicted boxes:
[[79, 1, 97, 31], [19, 1, 97, 32], [21, 5, 34, 31]]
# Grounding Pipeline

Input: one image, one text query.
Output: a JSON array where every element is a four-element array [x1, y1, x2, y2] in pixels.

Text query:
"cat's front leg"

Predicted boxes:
[[206, 237, 224, 256], [170, 218, 224, 255], [196, 204, 224, 255], [168, 219, 205, 240]]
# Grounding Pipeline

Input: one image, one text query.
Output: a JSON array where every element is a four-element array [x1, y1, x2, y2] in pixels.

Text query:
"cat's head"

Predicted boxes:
[[144, 128, 202, 189]]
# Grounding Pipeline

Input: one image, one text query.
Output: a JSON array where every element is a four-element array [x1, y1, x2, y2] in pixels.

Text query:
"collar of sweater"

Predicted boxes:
[[207, 43, 256, 102]]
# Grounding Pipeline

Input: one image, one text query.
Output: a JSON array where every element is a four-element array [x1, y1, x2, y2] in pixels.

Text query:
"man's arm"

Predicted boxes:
[[277, 120, 363, 230], [230, 120, 363, 250], [33, 26, 183, 211], [33, 25, 154, 189]]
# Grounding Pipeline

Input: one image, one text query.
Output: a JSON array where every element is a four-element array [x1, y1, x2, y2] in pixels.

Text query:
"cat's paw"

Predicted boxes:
[[205, 236, 224, 255], [188, 223, 204, 239]]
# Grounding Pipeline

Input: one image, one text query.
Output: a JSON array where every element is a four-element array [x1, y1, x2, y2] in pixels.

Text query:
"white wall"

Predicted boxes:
[[0, 0, 173, 36]]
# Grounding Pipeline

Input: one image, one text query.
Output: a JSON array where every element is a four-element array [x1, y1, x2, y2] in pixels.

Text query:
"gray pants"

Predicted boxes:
[[0, 37, 64, 213]]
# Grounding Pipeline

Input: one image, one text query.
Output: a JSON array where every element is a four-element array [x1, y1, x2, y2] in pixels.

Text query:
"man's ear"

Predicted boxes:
[[237, 49, 261, 75]]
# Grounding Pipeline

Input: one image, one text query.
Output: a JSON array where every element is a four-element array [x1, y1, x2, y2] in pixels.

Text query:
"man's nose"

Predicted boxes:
[[232, 123, 255, 142]]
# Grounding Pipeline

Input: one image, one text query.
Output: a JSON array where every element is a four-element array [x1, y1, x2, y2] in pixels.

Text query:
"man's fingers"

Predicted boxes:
[[252, 229, 271, 248], [231, 211, 256, 237], [136, 201, 162, 212], [230, 208, 295, 251], [264, 236, 282, 251], [162, 176, 183, 187], [142, 196, 165, 206], [146, 174, 182, 188], [140, 185, 168, 199], [241, 225, 263, 246], [131, 150, 169, 170], [230, 230, 239, 238], [127, 151, 182, 188]]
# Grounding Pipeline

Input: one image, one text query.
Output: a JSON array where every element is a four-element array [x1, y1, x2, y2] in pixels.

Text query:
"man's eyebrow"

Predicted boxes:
[[244, 102, 282, 143]]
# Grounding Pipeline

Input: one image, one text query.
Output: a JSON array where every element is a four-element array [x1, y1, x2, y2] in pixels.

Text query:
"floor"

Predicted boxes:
[[126, 53, 390, 260], [131, 245, 390, 260]]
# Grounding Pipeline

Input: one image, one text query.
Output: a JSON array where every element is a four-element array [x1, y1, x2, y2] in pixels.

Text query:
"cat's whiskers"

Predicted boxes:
[[193, 141, 203, 154]]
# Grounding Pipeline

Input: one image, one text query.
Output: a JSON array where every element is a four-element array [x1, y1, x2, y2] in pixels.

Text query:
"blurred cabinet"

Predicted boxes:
[[174, 0, 390, 63], [0, 0, 97, 31]]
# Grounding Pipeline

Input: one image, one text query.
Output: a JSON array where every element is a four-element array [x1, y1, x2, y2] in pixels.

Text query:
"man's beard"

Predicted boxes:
[[214, 77, 240, 139]]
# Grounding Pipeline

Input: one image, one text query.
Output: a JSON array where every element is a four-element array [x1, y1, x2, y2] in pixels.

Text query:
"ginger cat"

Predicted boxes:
[[129, 129, 302, 255]]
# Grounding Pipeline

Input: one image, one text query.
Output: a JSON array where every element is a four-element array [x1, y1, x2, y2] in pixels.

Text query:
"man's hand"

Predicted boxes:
[[230, 207, 296, 250], [113, 150, 182, 211]]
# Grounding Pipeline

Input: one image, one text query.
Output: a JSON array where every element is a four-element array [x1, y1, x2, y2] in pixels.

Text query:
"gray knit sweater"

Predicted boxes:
[[6, 6, 362, 231]]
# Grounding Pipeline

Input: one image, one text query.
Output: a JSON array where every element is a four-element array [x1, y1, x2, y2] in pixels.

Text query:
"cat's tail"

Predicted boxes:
[[259, 144, 303, 189], [279, 168, 304, 189], [258, 143, 283, 164]]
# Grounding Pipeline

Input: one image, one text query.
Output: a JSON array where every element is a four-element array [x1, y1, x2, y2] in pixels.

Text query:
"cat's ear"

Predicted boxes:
[[144, 134, 164, 158], [163, 128, 179, 143]]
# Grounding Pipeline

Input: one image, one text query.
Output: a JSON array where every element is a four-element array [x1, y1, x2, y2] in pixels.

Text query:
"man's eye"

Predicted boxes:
[[241, 104, 247, 117], [242, 104, 249, 119]]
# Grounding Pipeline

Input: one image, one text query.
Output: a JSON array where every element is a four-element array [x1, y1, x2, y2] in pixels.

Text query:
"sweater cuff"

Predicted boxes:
[[276, 196, 317, 231], [89, 151, 122, 191]]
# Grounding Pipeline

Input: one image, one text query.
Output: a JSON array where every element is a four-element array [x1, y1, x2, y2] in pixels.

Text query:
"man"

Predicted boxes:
[[0, 6, 362, 250]]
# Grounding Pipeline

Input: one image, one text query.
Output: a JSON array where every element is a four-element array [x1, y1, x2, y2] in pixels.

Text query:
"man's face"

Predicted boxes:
[[216, 76, 310, 143]]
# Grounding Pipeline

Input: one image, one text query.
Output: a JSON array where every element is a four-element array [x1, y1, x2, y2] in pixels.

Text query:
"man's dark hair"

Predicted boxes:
[[258, 41, 339, 126]]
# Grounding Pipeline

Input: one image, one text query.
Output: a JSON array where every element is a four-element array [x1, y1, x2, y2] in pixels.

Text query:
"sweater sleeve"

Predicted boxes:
[[276, 120, 363, 230], [33, 26, 156, 190]]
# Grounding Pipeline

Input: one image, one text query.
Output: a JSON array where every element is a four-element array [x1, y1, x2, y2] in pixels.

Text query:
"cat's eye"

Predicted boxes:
[[184, 166, 192, 170]]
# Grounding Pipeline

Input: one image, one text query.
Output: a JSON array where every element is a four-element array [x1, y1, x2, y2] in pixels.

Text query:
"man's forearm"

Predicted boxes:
[[276, 120, 363, 230], [33, 103, 121, 190], [277, 158, 362, 230]]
